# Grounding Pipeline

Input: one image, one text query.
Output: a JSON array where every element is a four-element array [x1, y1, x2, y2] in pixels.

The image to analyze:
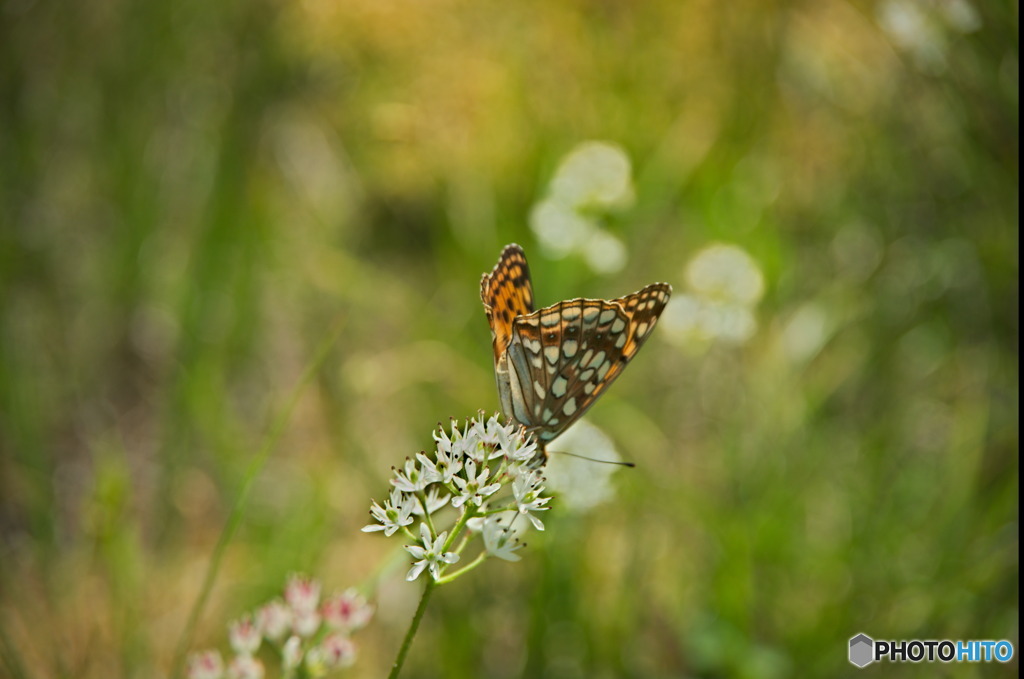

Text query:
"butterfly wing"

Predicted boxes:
[[501, 282, 672, 442], [480, 244, 535, 364]]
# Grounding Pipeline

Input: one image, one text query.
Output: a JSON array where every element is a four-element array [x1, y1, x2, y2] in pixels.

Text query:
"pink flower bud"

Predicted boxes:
[[321, 589, 374, 632], [228, 615, 261, 656], [187, 650, 224, 679]]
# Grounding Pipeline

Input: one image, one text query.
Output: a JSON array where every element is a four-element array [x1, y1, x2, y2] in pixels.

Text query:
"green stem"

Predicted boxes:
[[435, 551, 488, 584], [388, 579, 436, 679], [387, 505, 477, 677], [442, 506, 476, 553], [169, 317, 346, 679]]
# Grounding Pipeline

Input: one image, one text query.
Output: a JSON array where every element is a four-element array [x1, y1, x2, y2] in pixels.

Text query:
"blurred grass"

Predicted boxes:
[[0, 0, 1017, 677]]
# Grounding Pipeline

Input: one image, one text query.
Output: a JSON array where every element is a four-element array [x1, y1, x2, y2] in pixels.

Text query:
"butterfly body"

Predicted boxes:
[[481, 244, 671, 456]]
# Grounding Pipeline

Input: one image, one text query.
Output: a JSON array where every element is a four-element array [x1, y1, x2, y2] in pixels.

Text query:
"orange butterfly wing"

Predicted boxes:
[[480, 244, 535, 364]]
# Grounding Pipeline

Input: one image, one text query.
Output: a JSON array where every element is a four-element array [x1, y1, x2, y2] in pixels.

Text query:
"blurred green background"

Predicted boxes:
[[0, 0, 1017, 677]]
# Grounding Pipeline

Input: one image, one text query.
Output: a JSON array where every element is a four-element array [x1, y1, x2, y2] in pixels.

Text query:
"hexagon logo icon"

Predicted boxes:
[[849, 633, 874, 667]]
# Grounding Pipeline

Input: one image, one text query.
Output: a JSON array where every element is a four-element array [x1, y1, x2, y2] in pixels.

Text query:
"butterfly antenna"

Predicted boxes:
[[549, 449, 636, 468]]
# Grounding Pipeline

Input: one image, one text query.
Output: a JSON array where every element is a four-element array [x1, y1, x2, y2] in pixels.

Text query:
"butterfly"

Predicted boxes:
[[480, 243, 671, 457]]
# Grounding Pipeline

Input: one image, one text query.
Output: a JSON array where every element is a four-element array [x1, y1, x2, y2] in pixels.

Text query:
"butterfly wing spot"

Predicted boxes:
[[562, 339, 579, 357], [544, 346, 560, 365], [540, 311, 561, 328], [533, 380, 545, 399], [551, 375, 568, 398], [563, 397, 577, 416]]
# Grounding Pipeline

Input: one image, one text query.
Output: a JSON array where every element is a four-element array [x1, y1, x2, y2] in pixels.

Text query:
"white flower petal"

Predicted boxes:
[[406, 561, 427, 582]]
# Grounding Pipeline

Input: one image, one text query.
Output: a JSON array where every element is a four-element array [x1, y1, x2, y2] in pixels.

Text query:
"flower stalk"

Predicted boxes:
[[387, 579, 435, 679]]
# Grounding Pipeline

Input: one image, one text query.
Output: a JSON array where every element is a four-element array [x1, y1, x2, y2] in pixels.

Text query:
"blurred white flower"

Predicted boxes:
[[228, 615, 261, 656], [530, 198, 595, 258], [256, 599, 292, 642], [685, 243, 765, 305], [660, 294, 714, 346], [306, 635, 356, 676], [582, 229, 628, 274], [284, 574, 321, 616], [709, 303, 759, 344], [529, 140, 635, 271], [321, 589, 374, 633], [187, 650, 224, 679], [661, 295, 758, 347], [282, 636, 303, 670], [877, 0, 948, 71], [544, 420, 623, 512], [319, 632, 358, 669], [226, 655, 263, 679], [550, 141, 635, 210], [660, 243, 765, 350], [292, 609, 321, 638], [190, 574, 372, 679]]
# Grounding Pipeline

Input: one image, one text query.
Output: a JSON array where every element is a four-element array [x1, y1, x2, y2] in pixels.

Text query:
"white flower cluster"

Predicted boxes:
[[187, 574, 373, 679], [363, 414, 552, 582]]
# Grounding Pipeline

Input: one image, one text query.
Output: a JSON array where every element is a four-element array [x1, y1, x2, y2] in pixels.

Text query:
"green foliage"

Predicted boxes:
[[0, 0, 1016, 677]]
